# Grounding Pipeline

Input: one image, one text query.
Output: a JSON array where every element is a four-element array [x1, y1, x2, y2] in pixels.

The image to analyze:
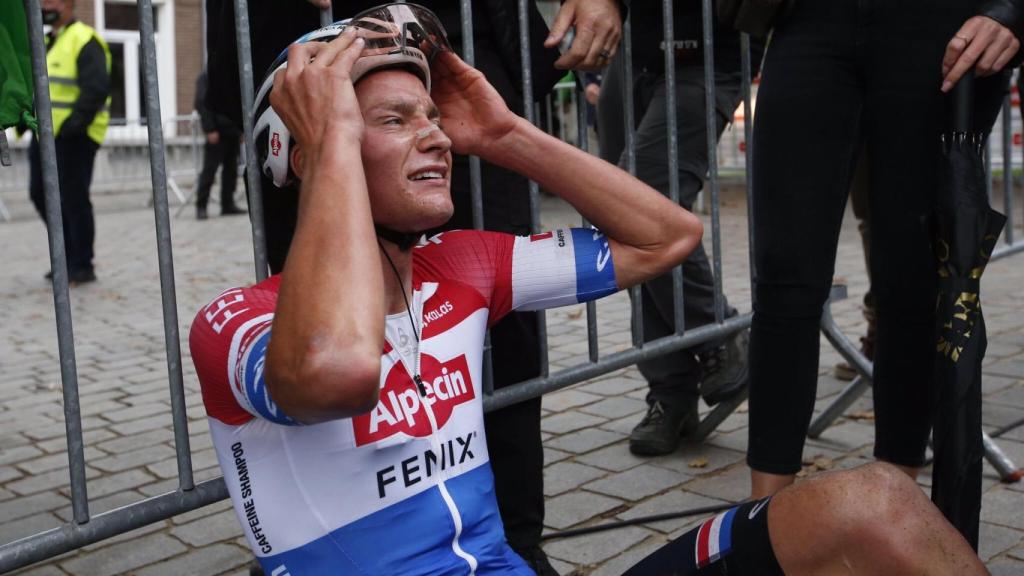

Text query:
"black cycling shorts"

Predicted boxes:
[[622, 497, 783, 575]]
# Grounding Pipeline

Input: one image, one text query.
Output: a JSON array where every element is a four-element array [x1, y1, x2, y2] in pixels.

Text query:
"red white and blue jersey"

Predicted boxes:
[[189, 229, 617, 576]]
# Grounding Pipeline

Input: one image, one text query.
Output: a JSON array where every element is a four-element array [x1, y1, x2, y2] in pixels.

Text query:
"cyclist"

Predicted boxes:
[[190, 5, 990, 575]]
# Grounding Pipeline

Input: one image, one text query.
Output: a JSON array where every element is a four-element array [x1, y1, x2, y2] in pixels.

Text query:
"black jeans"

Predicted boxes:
[[747, 0, 1007, 474], [29, 134, 99, 274], [196, 133, 240, 209], [598, 59, 740, 407]]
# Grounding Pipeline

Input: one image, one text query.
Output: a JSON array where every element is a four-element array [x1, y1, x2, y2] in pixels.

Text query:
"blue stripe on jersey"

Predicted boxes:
[[257, 465, 531, 575], [569, 228, 617, 302], [719, 507, 737, 555], [243, 330, 297, 425]]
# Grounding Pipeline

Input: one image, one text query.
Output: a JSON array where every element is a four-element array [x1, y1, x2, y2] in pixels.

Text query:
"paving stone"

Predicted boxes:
[[0, 465, 24, 484], [577, 396, 647, 420], [36, 428, 117, 454], [682, 464, 749, 503], [545, 428, 624, 455], [0, 445, 44, 467], [170, 509, 246, 548], [544, 461, 609, 497], [8, 564, 66, 576], [108, 415, 170, 436], [94, 428, 171, 454], [805, 420, 875, 452], [545, 491, 624, 530], [980, 522, 1024, 562], [577, 375, 646, 397], [617, 489, 730, 534], [60, 532, 187, 575], [982, 487, 1024, 530], [650, 444, 746, 476], [575, 443, 648, 473], [133, 543, 252, 576], [171, 498, 235, 525], [101, 402, 170, 423], [90, 444, 177, 473], [0, 511, 62, 545], [81, 468, 158, 499], [0, 491, 70, 523], [542, 389, 604, 412], [540, 411, 606, 435], [599, 412, 646, 436], [986, 359, 1024, 379], [589, 536, 667, 576], [988, 560, 1024, 575], [543, 525, 652, 566], [543, 447, 572, 466], [584, 464, 686, 502]]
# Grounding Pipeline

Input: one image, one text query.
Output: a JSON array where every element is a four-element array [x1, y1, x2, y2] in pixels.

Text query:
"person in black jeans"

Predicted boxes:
[[204, 1, 621, 573], [597, 1, 764, 456], [193, 71, 244, 220], [747, 0, 1022, 499]]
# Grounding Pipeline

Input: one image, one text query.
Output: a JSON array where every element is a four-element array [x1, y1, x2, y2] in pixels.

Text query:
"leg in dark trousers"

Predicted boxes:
[[29, 135, 99, 277], [219, 135, 240, 209], [196, 139, 224, 210]]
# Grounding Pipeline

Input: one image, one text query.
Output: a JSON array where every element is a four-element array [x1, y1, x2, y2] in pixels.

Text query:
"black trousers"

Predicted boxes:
[[258, 38, 545, 553], [597, 59, 740, 407], [29, 134, 99, 274], [196, 134, 240, 209], [747, 0, 1007, 474]]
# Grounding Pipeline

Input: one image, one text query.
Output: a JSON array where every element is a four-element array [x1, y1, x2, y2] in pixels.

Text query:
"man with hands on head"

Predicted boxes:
[[190, 7, 698, 574], [192, 7, 998, 575]]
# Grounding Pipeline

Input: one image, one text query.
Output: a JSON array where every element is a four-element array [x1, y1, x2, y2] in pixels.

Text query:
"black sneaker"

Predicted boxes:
[[629, 400, 699, 456], [196, 206, 208, 220], [221, 204, 247, 216], [698, 328, 749, 406], [515, 545, 560, 576]]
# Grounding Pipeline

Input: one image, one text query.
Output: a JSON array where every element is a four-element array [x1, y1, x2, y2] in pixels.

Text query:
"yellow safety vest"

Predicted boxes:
[[46, 21, 111, 145]]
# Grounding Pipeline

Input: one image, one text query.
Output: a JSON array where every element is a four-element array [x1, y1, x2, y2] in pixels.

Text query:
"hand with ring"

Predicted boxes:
[[544, 0, 622, 71], [941, 15, 1020, 92]]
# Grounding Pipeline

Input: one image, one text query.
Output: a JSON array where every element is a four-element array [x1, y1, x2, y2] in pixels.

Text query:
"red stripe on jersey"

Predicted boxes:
[[190, 277, 280, 425], [414, 230, 515, 326], [421, 282, 488, 339], [696, 516, 713, 567], [529, 231, 553, 242]]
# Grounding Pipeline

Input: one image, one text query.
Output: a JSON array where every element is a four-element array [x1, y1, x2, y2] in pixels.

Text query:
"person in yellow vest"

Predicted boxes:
[[28, 0, 110, 286]]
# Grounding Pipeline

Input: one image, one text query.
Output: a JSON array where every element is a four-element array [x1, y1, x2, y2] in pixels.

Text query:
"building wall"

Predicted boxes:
[[175, 0, 203, 116], [75, 0, 95, 26]]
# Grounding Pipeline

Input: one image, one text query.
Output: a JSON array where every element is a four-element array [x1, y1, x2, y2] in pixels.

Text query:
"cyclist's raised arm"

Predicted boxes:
[[264, 31, 385, 424], [430, 51, 702, 290]]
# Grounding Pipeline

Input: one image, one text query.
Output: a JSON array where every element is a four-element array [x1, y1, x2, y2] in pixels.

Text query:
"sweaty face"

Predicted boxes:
[[356, 70, 453, 233]]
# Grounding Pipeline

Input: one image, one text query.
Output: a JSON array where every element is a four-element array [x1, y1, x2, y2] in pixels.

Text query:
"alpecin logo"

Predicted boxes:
[[353, 354, 474, 446]]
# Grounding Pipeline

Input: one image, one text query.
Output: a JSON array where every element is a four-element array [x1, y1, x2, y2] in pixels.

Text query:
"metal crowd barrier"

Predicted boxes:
[[3, 0, 1022, 571]]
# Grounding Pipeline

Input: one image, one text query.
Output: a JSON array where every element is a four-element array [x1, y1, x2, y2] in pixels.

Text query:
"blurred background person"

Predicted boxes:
[[28, 0, 110, 286], [193, 70, 244, 220], [596, 0, 765, 456]]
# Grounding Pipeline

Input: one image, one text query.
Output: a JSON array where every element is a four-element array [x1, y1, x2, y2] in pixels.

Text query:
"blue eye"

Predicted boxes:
[[383, 117, 403, 126]]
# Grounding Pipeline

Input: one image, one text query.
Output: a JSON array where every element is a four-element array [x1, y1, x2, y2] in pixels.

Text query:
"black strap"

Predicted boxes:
[[374, 224, 419, 251]]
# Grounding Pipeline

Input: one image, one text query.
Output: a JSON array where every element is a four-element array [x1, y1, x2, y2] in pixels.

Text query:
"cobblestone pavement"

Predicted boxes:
[[1, 184, 1022, 575]]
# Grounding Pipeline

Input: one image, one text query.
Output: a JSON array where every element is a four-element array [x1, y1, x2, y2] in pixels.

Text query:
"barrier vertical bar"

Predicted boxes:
[[662, 0, 687, 335], [578, 83, 599, 362], [459, 0, 493, 395], [138, 0, 194, 490], [1002, 96, 1015, 245], [701, 0, 725, 324], [518, 0, 549, 376], [622, 15, 644, 348], [741, 33, 755, 288], [320, 6, 333, 27], [233, 0, 269, 281], [23, 0, 89, 524]]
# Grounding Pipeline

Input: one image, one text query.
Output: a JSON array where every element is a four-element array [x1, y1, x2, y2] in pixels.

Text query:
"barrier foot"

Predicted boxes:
[[693, 385, 748, 443], [983, 431, 1023, 483], [808, 376, 871, 438]]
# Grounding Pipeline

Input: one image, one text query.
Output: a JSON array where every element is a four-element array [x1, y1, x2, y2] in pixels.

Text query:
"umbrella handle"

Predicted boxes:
[[952, 76, 974, 133]]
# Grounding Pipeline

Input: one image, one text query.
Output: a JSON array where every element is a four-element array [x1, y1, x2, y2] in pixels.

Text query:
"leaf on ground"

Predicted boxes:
[[735, 401, 749, 414], [848, 410, 875, 421], [566, 308, 584, 320], [813, 457, 834, 470], [688, 457, 709, 469]]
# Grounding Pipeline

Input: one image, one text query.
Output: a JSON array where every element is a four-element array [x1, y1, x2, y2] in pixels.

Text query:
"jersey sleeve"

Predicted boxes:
[[188, 279, 300, 426], [414, 228, 618, 324]]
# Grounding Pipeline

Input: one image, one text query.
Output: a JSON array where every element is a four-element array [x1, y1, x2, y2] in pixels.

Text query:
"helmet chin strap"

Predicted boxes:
[[374, 224, 421, 252]]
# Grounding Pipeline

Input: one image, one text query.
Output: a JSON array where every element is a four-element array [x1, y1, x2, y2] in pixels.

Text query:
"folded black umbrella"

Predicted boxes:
[[930, 78, 1007, 550]]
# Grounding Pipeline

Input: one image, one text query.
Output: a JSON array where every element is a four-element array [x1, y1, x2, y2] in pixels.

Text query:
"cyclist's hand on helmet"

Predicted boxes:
[[941, 15, 1020, 92], [430, 51, 517, 157], [545, 0, 621, 71], [270, 29, 366, 154]]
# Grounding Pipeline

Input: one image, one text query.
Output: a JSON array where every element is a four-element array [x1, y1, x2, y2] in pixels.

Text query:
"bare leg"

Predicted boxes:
[[751, 470, 794, 499], [768, 463, 988, 576]]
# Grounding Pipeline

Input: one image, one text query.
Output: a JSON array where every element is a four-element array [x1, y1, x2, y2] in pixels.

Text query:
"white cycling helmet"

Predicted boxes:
[[254, 3, 452, 188]]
